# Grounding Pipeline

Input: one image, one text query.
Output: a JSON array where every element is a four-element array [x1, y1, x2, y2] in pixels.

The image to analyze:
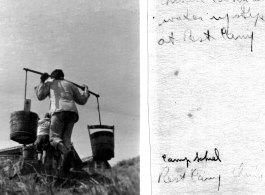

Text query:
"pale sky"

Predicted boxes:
[[0, 0, 139, 165]]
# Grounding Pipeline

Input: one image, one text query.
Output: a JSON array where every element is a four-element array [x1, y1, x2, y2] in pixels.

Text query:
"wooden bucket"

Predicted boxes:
[[88, 125, 114, 161], [10, 111, 38, 144], [23, 145, 35, 160]]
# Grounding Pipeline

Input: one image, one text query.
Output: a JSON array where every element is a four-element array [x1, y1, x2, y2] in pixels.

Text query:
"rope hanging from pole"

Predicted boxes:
[[24, 70, 28, 101], [96, 97, 102, 126]]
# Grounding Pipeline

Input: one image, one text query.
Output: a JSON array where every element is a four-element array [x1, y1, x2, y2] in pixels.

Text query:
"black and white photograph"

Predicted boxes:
[[0, 0, 140, 194]]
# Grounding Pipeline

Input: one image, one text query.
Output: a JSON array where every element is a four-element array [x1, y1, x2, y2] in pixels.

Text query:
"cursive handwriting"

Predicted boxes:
[[211, 7, 264, 27], [212, 13, 254, 52], [191, 168, 221, 191], [213, 0, 248, 3], [162, 154, 191, 168], [184, 29, 216, 42], [158, 166, 186, 183], [158, 32, 176, 45], [158, 30, 215, 45], [161, 0, 205, 5], [158, 166, 221, 191], [158, 6, 265, 27], [233, 163, 263, 178], [194, 148, 221, 163], [161, 0, 265, 5], [157, 4, 264, 51], [233, 5, 265, 27], [158, 10, 203, 26], [162, 148, 221, 167], [213, 0, 265, 3]]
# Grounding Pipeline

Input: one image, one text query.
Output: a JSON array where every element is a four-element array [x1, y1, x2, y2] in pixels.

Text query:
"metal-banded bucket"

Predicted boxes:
[[10, 111, 38, 144], [23, 145, 35, 160], [88, 125, 114, 161]]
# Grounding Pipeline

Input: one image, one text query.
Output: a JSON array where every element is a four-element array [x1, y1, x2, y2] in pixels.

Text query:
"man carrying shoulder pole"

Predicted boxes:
[[34, 69, 90, 174]]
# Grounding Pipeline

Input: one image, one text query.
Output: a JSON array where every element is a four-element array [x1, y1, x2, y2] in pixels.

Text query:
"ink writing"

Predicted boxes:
[[233, 163, 263, 178], [162, 154, 191, 168], [158, 166, 221, 191], [194, 148, 221, 163], [157, 4, 264, 51]]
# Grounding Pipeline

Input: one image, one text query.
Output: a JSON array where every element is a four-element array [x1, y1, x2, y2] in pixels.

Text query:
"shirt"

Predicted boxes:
[[37, 118, 51, 135], [34, 79, 90, 122]]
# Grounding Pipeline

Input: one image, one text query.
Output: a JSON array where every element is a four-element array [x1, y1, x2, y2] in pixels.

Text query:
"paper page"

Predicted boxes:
[[148, 0, 265, 194]]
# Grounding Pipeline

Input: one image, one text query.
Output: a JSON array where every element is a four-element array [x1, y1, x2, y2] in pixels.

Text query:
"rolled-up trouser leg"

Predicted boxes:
[[50, 112, 65, 150], [50, 111, 77, 171], [62, 112, 77, 150], [50, 112, 77, 151], [61, 112, 77, 171]]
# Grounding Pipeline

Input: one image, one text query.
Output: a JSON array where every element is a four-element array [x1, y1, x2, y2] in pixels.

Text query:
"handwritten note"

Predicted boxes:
[[157, 1, 265, 51], [159, 149, 221, 191], [148, 0, 265, 194]]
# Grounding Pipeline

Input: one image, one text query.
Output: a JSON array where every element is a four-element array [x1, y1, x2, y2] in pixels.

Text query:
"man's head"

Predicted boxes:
[[44, 113, 50, 119], [51, 69, 64, 79]]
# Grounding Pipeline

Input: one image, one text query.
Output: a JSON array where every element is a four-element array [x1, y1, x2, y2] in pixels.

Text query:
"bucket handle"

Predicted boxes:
[[88, 125, 115, 137]]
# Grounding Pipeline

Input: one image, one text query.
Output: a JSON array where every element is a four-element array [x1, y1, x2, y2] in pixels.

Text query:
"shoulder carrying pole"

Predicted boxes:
[[24, 68, 103, 125], [23, 68, 100, 98]]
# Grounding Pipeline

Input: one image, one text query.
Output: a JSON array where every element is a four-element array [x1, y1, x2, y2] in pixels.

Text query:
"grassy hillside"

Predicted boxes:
[[0, 156, 140, 195], [111, 156, 140, 195]]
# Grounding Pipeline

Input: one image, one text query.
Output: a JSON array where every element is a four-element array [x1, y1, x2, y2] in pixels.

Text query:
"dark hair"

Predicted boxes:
[[51, 69, 64, 79], [44, 113, 50, 118]]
